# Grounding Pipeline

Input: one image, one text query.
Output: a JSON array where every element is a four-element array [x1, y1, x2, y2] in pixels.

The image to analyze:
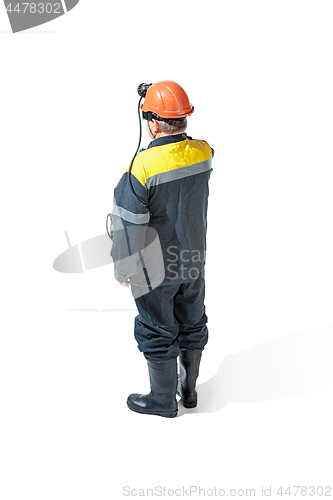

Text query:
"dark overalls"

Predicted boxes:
[[111, 133, 213, 362]]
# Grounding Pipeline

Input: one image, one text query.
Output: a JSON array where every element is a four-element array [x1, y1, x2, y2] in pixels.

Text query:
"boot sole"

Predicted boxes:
[[182, 400, 197, 409], [127, 400, 178, 418]]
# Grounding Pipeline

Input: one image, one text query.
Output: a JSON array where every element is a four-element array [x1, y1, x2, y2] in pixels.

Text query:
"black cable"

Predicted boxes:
[[106, 94, 149, 241], [128, 96, 151, 289], [128, 97, 149, 207]]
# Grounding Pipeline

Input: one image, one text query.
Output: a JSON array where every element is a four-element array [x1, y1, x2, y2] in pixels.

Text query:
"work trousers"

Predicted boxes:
[[133, 271, 208, 362]]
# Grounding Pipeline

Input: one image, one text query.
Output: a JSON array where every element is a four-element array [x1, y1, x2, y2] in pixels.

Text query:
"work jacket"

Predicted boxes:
[[110, 133, 213, 289]]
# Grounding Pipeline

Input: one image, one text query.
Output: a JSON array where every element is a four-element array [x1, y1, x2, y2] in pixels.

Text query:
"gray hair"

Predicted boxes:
[[158, 117, 188, 135]]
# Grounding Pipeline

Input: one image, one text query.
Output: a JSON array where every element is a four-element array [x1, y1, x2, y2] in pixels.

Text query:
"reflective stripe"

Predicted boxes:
[[145, 157, 212, 189], [111, 202, 150, 224]]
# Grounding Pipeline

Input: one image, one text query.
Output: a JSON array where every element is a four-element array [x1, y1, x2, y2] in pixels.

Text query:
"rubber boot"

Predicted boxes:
[[127, 358, 178, 418], [178, 350, 202, 408]]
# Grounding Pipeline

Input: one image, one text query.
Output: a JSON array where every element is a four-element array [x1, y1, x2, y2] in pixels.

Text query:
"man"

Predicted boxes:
[[110, 81, 213, 417]]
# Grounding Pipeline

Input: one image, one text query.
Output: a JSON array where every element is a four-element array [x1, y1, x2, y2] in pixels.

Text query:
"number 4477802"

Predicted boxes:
[[6, 3, 61, 14]]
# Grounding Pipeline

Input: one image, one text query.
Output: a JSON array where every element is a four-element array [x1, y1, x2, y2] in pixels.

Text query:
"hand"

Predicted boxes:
[[120, 281, 131, 288]]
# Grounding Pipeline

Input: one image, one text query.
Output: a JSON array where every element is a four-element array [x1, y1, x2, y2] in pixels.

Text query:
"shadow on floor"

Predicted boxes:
[[177, 325, 333, 416]]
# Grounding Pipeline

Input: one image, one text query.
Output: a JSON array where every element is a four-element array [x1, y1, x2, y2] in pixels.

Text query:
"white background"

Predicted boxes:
[[1, 1, 333, 499]]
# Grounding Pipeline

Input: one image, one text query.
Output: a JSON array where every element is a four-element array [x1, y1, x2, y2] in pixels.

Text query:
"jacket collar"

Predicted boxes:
[[147, 133, 190, 149]]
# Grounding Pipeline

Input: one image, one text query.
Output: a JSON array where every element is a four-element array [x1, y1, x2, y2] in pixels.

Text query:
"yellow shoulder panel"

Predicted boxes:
[[127, 138, 212, 187]]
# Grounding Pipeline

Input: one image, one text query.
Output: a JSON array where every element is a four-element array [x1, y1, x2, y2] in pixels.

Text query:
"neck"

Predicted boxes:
[[154, 131, 185, 139]]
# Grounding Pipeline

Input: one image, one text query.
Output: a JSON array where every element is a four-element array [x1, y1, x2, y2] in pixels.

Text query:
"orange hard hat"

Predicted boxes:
[[140, 80, 194, 119]]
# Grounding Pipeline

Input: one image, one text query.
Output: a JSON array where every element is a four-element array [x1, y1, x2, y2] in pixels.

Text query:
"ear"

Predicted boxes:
[[151, 119, 161, 134]]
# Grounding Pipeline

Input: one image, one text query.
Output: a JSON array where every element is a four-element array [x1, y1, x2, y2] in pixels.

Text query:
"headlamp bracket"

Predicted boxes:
[[137, 83, 152, 98]]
